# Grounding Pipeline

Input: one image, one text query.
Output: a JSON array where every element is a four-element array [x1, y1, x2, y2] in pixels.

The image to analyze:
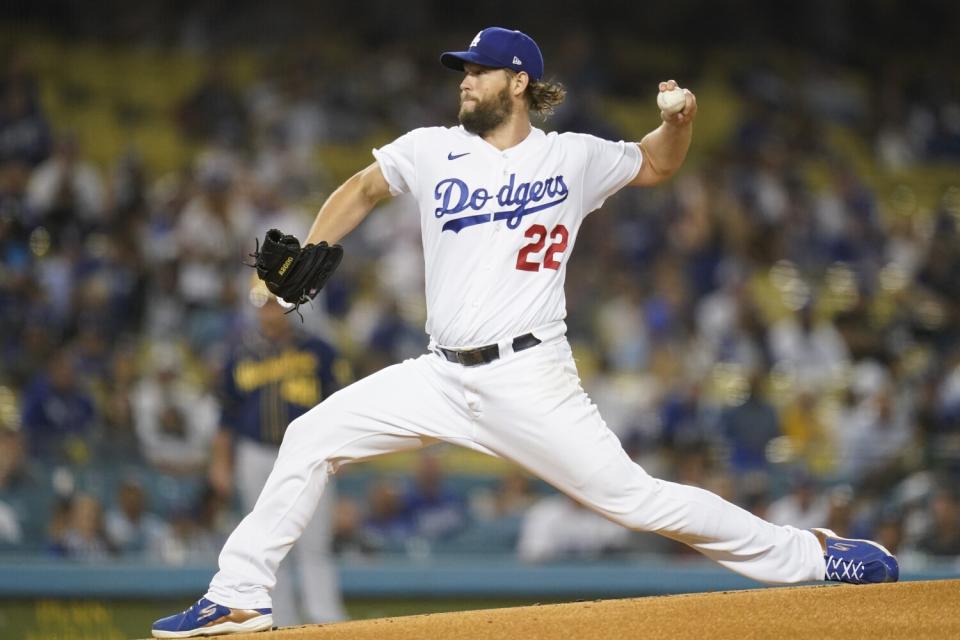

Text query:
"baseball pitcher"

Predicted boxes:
[[153, 26, 898, 638]]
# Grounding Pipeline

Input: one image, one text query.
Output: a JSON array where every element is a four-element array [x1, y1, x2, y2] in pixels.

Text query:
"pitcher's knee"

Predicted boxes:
[[279, 406, 334, 453]]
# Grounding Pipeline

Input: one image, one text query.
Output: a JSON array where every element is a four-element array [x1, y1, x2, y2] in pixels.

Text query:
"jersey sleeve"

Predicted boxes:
[[577, 134, 643, 214], [372, 128, 423, 196]]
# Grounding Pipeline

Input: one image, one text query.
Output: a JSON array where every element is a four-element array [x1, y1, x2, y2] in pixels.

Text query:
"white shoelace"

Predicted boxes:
[[825, 555, 865, 582]]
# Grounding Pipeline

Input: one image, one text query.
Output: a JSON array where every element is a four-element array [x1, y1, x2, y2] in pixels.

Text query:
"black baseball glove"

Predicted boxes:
[[250, 229, 343, 312]]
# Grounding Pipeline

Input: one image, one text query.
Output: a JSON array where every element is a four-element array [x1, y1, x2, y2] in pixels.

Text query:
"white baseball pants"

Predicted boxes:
[[234, 438, 347, 624], [207, 330, 826, 609]]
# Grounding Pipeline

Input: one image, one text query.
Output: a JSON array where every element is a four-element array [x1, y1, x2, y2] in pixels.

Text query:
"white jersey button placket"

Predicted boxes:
[[500, 154, 510, 237]]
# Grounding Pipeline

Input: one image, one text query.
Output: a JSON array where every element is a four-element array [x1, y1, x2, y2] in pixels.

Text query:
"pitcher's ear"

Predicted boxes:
[[514, 71, 530, 94]]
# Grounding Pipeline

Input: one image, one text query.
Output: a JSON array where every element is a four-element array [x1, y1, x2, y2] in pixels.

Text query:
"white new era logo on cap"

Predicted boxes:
[[513, 56, 522, 65]]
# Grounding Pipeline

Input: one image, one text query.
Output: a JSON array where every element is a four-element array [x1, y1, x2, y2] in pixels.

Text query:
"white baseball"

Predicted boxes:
[[657, 87, 686, 115]]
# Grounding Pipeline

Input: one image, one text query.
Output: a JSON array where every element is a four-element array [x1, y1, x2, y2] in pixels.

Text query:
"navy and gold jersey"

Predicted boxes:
[[220, 334, 348, 446]]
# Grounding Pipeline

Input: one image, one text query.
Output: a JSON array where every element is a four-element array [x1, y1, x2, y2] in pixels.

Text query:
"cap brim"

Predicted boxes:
[[440, 50, 505, 72]]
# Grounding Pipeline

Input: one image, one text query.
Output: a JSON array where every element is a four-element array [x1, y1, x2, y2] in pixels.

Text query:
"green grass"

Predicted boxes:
[[0, 597, 556, 639]]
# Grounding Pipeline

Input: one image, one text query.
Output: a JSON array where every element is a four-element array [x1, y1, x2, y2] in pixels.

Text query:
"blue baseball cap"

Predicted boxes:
[[440, 27, 544, 81]]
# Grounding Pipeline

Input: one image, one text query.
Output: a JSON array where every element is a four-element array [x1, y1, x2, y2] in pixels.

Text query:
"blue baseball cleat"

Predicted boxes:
[[151, 597, 273, 638], [813, 528, 900, 584]]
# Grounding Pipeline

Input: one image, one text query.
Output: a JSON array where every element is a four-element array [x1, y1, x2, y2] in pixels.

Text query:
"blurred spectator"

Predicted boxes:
[[873, 508, 906, 556], [593, 274, 649, 372], [174, 157, 252, 347], [0, 175, 37, 366], [0, 498, 20, 545], [642, 257, 691, 343], [913, 215, 960, 348], [130, 342, 218, 474], [72, 320, 111, 381], [822, 485, 856, 537], [459, 471, 542, 554], [141, 170, 190, 267], [658, 381, 707, 452], [108, 147, 148, 220], [836, 384, 912, 486], [718, 375, 780, 473], [779, 389, 834, 477], [368, 300, 428, 366], [247, 86, 325, 197], [584, 357, 658, 443], [0, 52, 51, 166], [248, 182, 311, 242], [0, 428, 31, 491], [20, 350, 97, 463], [938, 358, 960, 446], [26, 133, 104, 230], [362, 478, 414, 552], [4, 318, 57, 391], [45, 497, 71, 554], [0, 426, 39, 544], [811, 163, 882, 267], [177, 60, 248, 147], [331, 496, 379, 557], [766, 471, 830, 530], [167, 484, 235, 560], [104, 477, 171, 556], [194, 483, 237, 549], [669, 440, 715, 491], [916, 488, 960, 557], [142, 261, 187, 340], [695, 269, 766, 375], [94, 345, 141, 461], [402, 452, 468, 542], [768, 302, 849, 391], [471, 469, 538, 522], [517, 494, 630, 563], [48, 492, 114, 560], [0, 159, 33, 243], [72, 232, 149, 337]]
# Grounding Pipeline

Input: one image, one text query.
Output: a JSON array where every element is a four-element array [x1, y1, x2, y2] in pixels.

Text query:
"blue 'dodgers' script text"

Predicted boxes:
[[433, 173, 568, 233]]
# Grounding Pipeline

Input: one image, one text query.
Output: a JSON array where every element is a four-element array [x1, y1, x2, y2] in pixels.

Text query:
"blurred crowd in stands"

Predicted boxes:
[[0, 6, 959, 573]]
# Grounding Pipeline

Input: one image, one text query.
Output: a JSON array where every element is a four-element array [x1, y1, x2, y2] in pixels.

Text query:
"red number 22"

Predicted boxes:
[[516, 224, 569, 272]]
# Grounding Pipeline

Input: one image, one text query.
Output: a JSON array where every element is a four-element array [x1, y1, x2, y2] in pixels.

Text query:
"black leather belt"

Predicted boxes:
[[436, 333, 542, 367]]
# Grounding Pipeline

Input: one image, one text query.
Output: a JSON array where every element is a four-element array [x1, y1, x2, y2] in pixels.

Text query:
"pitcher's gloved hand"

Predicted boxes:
[[249, 229, 343, 313]]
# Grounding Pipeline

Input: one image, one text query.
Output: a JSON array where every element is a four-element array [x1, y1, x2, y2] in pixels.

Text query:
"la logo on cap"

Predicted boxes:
[[440, 27, 545, 81]]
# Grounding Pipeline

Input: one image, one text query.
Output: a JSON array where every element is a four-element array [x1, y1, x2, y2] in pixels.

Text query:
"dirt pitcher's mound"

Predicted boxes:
[[208, 579, 960, 640]]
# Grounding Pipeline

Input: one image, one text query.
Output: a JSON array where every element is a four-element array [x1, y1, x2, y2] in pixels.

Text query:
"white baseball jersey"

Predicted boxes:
[[207, 125, 829, 613], [372, 126, 642, 348]]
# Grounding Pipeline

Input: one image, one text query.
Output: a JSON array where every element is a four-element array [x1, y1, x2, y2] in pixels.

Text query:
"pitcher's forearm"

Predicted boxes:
[[638, 120, 693, 182], [306, 162, 392, 245]]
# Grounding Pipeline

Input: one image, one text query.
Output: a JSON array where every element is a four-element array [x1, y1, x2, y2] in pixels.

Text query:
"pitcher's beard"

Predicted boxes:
[[459, 86, 513, 137]]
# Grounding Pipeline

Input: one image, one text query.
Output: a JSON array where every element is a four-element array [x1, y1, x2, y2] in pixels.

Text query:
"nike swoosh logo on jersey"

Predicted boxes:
[[447, 151, 471, 160]]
